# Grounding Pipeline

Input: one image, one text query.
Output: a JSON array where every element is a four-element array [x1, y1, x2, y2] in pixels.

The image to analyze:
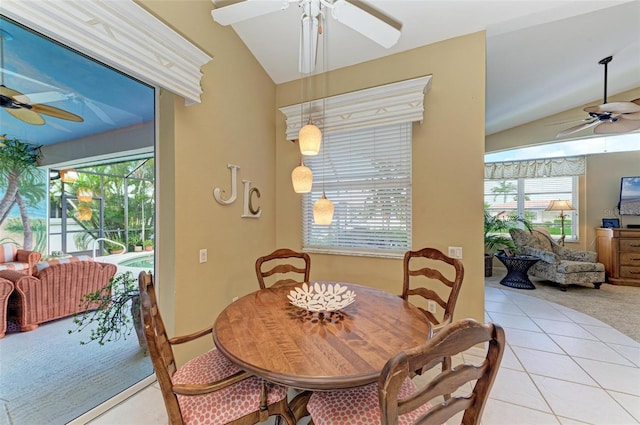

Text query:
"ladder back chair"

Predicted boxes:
[[402, 247, 465, 390], [307, 319, 505, 425], [138, 271, 295, 425], [402, 247, 464, 332], [255, 248, 310, 289]]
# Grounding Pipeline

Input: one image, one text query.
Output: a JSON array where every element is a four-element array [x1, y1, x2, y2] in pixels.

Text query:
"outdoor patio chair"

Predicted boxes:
[[0, 243, 41, 276], [138, 271, 295, 425], [255, 248, 310, 289], [307, 319, 505, 425]]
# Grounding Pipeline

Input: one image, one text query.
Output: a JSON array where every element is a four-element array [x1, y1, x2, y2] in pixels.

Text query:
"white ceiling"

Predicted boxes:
[[212, 0, 640, 135]]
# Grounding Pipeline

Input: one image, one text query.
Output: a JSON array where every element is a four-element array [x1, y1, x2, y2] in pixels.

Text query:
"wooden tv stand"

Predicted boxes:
[[596, 227, 640, 287]]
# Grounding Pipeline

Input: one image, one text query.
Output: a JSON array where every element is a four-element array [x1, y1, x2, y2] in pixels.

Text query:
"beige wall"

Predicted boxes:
[[275, 33, 486, 324], [143, 2, 485, 363], [140, 0, 279, 361]]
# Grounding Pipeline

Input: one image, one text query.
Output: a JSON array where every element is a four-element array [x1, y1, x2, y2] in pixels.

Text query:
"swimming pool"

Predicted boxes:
[[117, 253, 154, 269]]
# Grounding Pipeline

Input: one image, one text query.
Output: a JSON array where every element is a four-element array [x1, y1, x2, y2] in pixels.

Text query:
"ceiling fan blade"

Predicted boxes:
[[0, 84, 24, 99], [584, 101, 640, 114], [331, 0, 400, 48], [211, 0, 291, 26], [556, 119, 598, 138], [3, 105, 45, 125], [31, 103, 83, 122], [594, 119, 640, 134], [620, 111, 640, 121]]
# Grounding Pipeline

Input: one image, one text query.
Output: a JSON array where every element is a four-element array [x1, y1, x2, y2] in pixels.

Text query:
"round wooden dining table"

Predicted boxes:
[[213, 282, 432, 392]]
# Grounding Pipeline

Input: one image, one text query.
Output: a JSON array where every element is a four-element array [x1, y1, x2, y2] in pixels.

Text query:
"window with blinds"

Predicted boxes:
[[484, 176, 578, 240], [302, 122, 412, 257]]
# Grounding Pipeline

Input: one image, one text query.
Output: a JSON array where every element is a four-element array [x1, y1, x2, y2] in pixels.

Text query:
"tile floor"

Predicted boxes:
[[87, 285, 640, 425]]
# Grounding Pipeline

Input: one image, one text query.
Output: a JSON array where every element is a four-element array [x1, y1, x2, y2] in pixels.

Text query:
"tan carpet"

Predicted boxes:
[[486, 267, 640, 342]]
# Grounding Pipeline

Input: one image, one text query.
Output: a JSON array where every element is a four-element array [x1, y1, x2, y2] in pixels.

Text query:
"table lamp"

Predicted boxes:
[[545, 200, 575, 246]]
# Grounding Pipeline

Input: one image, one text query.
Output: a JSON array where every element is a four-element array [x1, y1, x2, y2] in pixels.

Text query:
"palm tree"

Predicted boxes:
[[491, 180, 516, 203], [0, 137, 44, 250]]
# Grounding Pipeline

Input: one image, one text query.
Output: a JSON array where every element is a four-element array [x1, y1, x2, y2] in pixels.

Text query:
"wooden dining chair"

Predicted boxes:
[[307, 319, 505, 425], [255, 248, 310, 289], [402, 247, 464, 394], [402, 247, 464, 332], [138, 271, 296, 425]]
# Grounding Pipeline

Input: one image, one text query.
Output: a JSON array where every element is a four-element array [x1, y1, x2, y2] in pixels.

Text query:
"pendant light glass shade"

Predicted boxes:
[[76, 188, 93, 203], [298, 123, 321, 155], [60, 169, 78, 183], [313, 193, 334, 225], [75, 204, 92, 221], [291, 160, 313, 193]]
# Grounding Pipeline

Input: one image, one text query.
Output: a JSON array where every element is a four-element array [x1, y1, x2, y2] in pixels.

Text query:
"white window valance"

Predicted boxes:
[[485, 156, 585, 179], [1, 0, 211, 105], [279, 76, 432, 140]]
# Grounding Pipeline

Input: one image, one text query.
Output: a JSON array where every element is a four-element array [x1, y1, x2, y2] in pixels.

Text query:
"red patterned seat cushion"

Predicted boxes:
[[308, 378, 431, 425], [172, 349, 288, 424]]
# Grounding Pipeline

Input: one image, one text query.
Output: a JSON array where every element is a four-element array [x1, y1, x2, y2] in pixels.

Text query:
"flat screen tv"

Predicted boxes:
[[619, 176, 640, 215]]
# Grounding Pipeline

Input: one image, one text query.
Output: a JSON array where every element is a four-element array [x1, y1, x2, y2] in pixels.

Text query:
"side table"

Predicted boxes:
[[496, 254, 540, 290]]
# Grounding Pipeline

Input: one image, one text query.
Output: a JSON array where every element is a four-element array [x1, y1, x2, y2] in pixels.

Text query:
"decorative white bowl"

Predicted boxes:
[[287, 282, 356, 312]]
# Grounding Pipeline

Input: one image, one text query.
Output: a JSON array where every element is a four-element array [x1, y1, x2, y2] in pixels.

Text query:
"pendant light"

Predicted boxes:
[[297, 0, 321, 156], [312, 13, 333, 225], [291, 157, 313, 193], [313, 192, 334, 225], [298, 120, 321, 155]]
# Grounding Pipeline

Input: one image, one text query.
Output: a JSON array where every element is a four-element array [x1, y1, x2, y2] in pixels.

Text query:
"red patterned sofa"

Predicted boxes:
[[0, 243, 42, 276], [1, 257, 117, 332]]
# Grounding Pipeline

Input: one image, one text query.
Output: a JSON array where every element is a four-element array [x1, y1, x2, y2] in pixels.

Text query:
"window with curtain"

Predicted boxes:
[[484, 156, 584, 241], [303, 122, 412, 257]]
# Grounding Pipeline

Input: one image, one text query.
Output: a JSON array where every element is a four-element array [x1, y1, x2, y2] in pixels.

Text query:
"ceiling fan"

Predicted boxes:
[[211, 0, 401, 74], [557, 56, 640, 138], [0, 29, 83, 126]]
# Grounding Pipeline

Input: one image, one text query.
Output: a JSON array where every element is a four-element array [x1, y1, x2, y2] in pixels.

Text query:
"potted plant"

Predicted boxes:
[[484, 210, 532, 277], [69, 271, 147, 354], [143, 239, 153, 251], [104, 240, 125, 255], [128, 236, 143, 252]]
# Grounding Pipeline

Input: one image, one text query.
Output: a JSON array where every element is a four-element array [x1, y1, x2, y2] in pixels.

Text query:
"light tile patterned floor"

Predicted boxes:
[[88, 285, 640, 425]]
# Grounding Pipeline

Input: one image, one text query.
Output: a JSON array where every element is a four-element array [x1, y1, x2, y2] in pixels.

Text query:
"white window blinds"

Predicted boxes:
[[303, 123, 412, 257]]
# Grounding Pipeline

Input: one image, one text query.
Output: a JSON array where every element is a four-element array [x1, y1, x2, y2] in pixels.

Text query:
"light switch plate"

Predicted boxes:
[[199, 249, 207, 263]]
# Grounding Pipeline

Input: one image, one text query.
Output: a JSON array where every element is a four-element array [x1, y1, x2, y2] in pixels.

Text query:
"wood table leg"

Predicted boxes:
[[289, 390, 312, 423]]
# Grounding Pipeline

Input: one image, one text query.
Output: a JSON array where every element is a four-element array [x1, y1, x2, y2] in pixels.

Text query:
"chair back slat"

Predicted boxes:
[[402, 248, 464, 328], [379, 319, 505, 425], [255, 248, 310, 289]]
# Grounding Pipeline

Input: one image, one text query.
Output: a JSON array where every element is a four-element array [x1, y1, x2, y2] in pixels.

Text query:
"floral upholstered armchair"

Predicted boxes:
[[0, 243, 41, 276], [509, 228, 605, 291]]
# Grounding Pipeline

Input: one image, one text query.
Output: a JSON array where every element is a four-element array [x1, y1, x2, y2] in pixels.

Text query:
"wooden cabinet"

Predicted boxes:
[[596, 228, 640, 287]]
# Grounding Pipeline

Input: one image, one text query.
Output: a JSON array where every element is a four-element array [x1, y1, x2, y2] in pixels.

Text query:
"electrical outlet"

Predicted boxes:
[[427, 300, 437, 314], [448, 246, 463, 259], [199, 249, 207, 263]]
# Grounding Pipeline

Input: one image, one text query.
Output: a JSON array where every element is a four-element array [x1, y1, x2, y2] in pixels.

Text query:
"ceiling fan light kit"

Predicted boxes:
[[557, 56, 640, 138]]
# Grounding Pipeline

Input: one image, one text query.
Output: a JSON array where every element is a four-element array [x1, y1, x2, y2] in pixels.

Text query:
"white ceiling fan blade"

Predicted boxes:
[[85, 99, 116, 125], [211, 0, 291, 26], [584, 101, 640, 114], [331, 0, 400, 48], [594, 119, 640, 134], [556, 119, 598, 138], [299, 15, 319, 74]]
